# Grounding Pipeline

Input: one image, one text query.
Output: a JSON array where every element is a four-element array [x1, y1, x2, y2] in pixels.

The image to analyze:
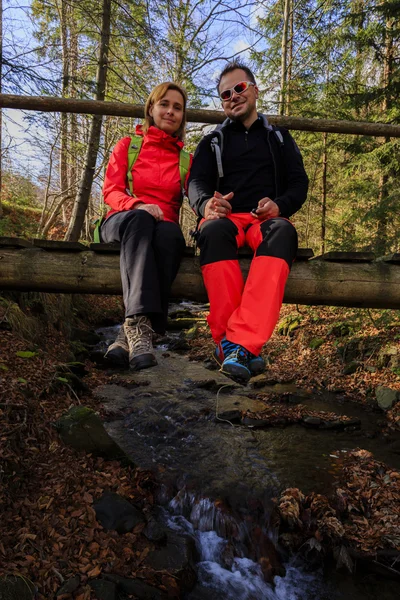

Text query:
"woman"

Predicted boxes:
[[101, 82, 191, 370]]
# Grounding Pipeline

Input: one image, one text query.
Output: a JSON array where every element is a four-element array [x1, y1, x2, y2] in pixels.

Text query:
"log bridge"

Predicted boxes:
[[1, 237, 400, 309]]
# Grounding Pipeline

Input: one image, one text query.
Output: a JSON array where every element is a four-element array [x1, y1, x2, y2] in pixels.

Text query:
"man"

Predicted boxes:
[[188, 62, 309, 384]]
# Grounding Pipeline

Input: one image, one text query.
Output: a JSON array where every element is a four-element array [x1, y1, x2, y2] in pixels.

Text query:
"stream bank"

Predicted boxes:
[[94, 323, 400, 599]]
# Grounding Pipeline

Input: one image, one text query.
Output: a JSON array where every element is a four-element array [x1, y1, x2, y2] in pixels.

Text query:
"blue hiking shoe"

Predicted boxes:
[[220, 342, 252, 384], [214, 338, 265, 375]]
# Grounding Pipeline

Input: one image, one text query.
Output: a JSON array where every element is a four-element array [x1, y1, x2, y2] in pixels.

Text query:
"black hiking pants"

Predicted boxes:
[[100, 210, 185, 333]]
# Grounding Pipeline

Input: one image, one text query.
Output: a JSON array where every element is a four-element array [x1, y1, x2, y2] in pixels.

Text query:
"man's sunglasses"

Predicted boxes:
[[220, 81, 255, 101]]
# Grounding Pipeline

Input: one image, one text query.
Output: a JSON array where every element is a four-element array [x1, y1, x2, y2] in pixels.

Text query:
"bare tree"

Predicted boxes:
[[65, 0, 112, 241]]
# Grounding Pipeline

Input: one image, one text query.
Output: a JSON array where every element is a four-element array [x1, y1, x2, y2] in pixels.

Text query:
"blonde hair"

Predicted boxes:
[[143, 82, 187, 140]]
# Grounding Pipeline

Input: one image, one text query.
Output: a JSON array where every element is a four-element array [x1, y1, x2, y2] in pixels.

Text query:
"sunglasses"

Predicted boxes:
[[220, 81, 255, 101]]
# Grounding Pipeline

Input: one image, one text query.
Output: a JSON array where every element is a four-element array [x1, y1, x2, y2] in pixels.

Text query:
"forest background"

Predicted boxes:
[[0, 0, 399, 255]]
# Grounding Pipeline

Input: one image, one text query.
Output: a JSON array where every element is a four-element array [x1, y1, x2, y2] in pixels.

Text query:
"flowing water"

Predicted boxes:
[[94, 317, 400, 599]]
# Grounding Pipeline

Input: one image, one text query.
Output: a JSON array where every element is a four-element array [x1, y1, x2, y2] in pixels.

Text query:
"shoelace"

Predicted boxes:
[[225, 345, 250, 366], [125, 317, 154, 354], [221, 338, 238, 358]]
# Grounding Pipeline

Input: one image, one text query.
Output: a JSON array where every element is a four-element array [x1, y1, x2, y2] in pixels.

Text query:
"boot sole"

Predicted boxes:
[[104, 347, 129, 368], [130, 353, 158, 371], [221, 363, 251, 384]]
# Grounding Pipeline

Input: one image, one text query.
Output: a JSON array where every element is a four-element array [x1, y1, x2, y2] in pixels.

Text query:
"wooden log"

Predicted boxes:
[[1, 93, 400, 137], [1, 246, 400, 309]]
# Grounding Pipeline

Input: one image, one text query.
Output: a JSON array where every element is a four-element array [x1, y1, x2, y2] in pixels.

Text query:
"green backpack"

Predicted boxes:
[[93, 135, 191, 243]]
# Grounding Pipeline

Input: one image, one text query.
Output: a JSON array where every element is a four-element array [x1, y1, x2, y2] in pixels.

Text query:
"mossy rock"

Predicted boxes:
[[0, 575, 36, 600], [277, 315, 302, 336], [375, 386, 400, 411], [55, 406, 131, 462], [377, 345, 399, 369], [329, 323, 352, 337], [309, 337, 325, 350]]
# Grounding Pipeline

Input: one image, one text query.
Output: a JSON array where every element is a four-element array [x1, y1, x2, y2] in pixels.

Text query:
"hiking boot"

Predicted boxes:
[[104, 325, 129, 367], [124, 315, 157, 371], [248, 353, 266, 375], [214, 338, 265, 375], [220, 342, 252, 384]]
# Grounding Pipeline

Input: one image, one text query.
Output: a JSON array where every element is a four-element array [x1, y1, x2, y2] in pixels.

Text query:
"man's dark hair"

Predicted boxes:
[[216, 62, 257, 93]]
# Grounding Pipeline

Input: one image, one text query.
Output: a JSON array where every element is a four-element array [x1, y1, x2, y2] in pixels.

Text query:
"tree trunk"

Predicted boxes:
[[65, 0, 111, 241], [58, 0, 70, 226], [286, 0, 293, 116], [376, 15, 394, 255], [321, 132, 328, 254], [279, 0, 291, 116], [0, 0, 3, 218], [69, 13, 79, 195]]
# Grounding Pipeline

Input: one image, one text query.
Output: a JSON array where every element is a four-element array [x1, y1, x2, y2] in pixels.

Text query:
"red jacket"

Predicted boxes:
[[102, 125, 190, 224]]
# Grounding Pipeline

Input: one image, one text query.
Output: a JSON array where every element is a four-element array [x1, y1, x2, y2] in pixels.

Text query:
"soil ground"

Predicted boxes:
[[0, 294, 399, 598]]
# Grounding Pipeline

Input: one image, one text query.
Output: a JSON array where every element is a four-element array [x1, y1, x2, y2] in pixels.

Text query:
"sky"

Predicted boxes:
[[2, 0, 268, 181]]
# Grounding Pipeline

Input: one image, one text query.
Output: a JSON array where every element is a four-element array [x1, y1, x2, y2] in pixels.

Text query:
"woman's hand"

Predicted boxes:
[[137, 203, 164, 221]]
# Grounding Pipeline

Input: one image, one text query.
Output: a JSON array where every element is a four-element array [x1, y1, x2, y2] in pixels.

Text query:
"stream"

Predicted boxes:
[[94, 316, 400, 600]]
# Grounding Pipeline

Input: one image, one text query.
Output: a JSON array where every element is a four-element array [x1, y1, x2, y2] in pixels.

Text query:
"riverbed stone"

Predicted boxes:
[[56, 575, 81, 595], [143, 517, 167, 542], [375, 386, 400, 411], [71, 327, 102, 346], [303, 416, 322, 427], [89, 579, 117, 600], [0, 576, 36, 600], [55, 406, 129, 460], [103, 575, 167, 599], [146, 531, 198, 590], [93, 492, 145, 534]]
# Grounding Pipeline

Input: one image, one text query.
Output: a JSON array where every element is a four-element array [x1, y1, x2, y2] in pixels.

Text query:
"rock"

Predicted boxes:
[[389, 440, 400, 454], [216, 410, 242, 424], [241, 416, 272, 428], [375, 386, 400, 411], [303, 416, 322, 427], [53, 369, 89, 394], [71, 327, 102, 346], [343, 361, 360, 375], [146, 531, 198, 591], [203, 359, 218, 371], [377, 345, 399, 369], [103, 575, 167, 599], [143, 518, 167, 542], [330, 323, 352, 337], [249, 374, 281, 388], [93, 492, 145, 534], [320, 419, 343, 429], [57, 576, 81, 595], [277, 315, 302, 336], [167, 337, 191, 353], [186, 584, 219, 599], [55, 406, 129, 460], [0, 575, 36, 600], [89, 579, 117, 600], [309, 337, 325, 350]]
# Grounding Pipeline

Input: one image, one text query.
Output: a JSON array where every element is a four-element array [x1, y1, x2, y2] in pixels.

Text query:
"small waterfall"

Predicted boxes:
[[167, 490, 330, 600]]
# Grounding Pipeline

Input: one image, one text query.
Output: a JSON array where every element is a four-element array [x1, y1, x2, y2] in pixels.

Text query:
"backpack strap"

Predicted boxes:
[[127, 134, 189, 194], [178, 149, 191, 190], [93, 217, 104, 243], [126, 134, 144, 195]]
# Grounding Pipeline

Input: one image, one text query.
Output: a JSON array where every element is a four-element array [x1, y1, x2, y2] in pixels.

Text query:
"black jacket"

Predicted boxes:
[[188, 115, 309, 219]]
